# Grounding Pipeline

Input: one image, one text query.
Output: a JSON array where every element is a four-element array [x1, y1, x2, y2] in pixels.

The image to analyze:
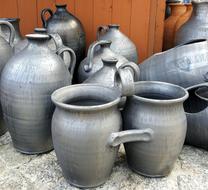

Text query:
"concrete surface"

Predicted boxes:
[[0, 132, 208, 190]]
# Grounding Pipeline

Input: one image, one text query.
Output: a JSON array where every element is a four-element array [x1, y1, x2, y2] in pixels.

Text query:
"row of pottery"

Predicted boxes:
[[51, 80, 188, 187]]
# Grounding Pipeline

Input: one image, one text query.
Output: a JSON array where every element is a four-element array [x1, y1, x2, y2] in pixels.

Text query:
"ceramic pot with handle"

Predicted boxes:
[[78, 40, 134, 83], [0, 21, 15, 136], [51, 83, 153, 188], [97, 24, 138, 63], [41, 4, 86, 64], [0, 33, 76, 154], [184, 83, 208, 150], [122, 81, 188, 177]]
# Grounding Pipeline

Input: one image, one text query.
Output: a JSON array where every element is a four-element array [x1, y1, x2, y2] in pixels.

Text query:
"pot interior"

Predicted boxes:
[[184, 87, 208, 113], [134, 82, 187, 102], [52, 84, 121, 109]]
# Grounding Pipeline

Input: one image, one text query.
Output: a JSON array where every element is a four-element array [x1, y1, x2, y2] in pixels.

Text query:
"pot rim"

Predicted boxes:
[[132, 81, 189, 105], [195, 86, 208, 101], [0, 18, 20, 22], [192, 0, 208, 5], [51, 84, 121, 112]]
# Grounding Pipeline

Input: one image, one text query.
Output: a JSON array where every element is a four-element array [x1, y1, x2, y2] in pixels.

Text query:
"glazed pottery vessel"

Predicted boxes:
[[84, 57, 140, 94], [51, 84, 153, 188], [41, 4, 86, 64], [0, 33, 76, 154], [122, 81, 188, 177], [163, 3, 186, 50], [97, 24, 138, 63], [184, 83, 208, 150], [78, 40, 131, 83], [0, 21, 15, 136], [175, 1, 208, 45], [139, 39, 208, 88]]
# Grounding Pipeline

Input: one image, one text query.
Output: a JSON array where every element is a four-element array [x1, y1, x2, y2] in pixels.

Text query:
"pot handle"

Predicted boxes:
[[57, 47, 76, 77], [119, 62, 140, 81], [0, 21, 15, 47], [84, 40, 111, 72], [41, 8, 53, 28], [50, 33, 64, 50], [97, 25, 109, 39], [108, 129, 154, 147]]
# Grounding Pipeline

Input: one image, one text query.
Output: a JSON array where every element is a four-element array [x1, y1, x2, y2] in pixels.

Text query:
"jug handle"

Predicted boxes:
[[41, 8, 53, 28], [0, 21, 15, 47], [97, 25, 109, 39], [119, 62, 140, 81], [84, 40, 111, 72], [108, 129, 154, 147], [57, 47, 76, 77], [50, 33, 64, 50]]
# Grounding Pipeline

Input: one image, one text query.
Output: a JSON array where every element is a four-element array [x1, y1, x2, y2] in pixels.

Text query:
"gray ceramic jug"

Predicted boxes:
[[84, 57, 140, 93], [41, 4, 86, 64], [139, 39, 208, 88], [175, 1, 208, 45], [0, 18, 23, 48], [184, 83, 208, 150], [97, 24, 138, 63], [78, 40, 132, 83], [0, 33, 76, 154], [51, 84, 153, 188], [0, 21, 15, 136], [122, 81, 188, 177]]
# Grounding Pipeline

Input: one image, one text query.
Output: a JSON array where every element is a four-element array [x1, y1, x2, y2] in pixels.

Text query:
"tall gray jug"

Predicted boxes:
[[0, 33, 76, 154]]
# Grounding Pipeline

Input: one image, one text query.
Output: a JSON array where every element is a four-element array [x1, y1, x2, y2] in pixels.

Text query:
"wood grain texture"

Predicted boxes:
[[130, 0, 151, 62], [93, 0, 113, 39], [0, 0, 18, 18], [112, 0, 132, 36], [17, 0, 37, 35], [75, 0, 93, 48]]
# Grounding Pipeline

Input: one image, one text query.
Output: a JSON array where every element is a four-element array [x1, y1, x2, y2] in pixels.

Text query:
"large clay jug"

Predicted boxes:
[[122, 81, 188, 177], [78, 40, 132, 83], [0, 21, 15, 136], [97, 24, 138, 63], [41, 4, 86, 64], [0, 33, 76, 154], [163, 3, 186, 50], [175, 1, 208, 45], [51, 84, 153, 188]]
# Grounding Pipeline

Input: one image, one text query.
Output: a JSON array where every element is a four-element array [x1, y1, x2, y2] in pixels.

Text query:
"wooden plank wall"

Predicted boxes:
[[0, 0, 165, 62]]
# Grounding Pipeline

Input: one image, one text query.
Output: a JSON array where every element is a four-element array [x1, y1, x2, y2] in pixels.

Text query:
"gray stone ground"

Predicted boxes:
[[0, 132, 208, 190]]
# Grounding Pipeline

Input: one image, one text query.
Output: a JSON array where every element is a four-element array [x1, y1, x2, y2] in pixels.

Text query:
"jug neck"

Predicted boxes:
[[108, 24, 120, 31], [192, 2, 208, 18], [55, 4, 70, 14], [102, 57, 118, 67], [0, 18, 22, 38], [26, 34, 50, 50], [169, 4, 186, 16]]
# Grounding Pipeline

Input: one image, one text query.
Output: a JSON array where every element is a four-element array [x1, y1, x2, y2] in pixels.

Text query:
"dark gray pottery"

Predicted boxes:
[[0, 21, 15, 136], [175, 1, 208, 45], [122, 81, 188, 177], [0, 33, 76, 154], [97, 24, 138, 63], [41, 4, 86, 64], [84, 57, 140, 96], [78, 40, 132, 83], [139, 39, 208, 88], [184, 83, 208, 150], [51, 84, 153, 188]]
